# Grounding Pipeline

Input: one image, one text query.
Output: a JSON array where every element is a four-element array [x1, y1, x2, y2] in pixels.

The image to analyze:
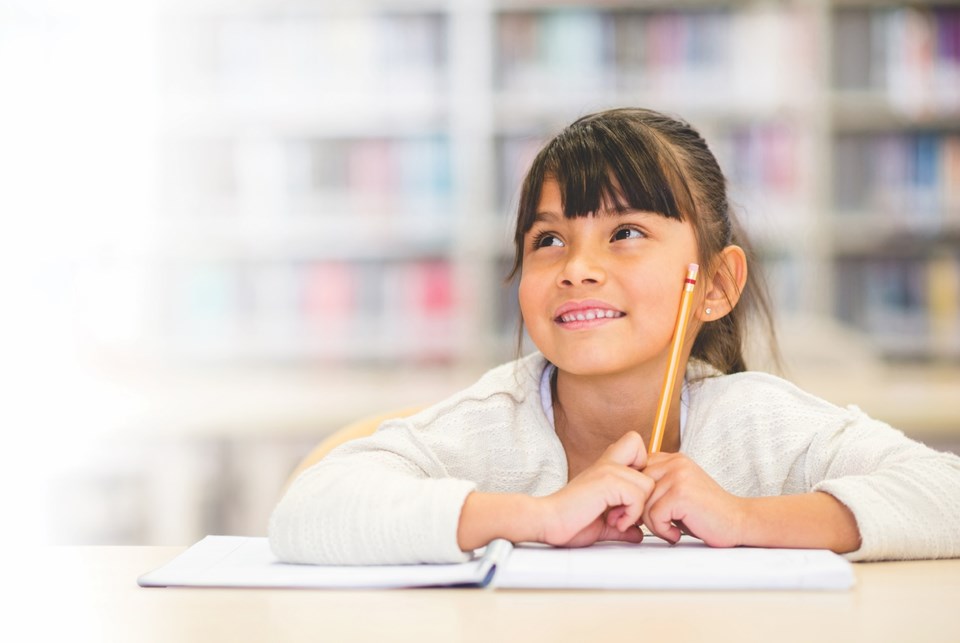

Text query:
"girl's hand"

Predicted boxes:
[[640, 452, 746, 547], [536, 431, 653, 548]]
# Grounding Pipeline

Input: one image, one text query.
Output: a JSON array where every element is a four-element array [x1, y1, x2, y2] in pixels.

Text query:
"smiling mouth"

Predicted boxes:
[[555, 309, 626, 324]]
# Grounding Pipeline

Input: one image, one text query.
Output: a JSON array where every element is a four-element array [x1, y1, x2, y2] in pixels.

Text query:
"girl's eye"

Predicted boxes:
[[612, 227, 645, 242], [532, 232, 564, 248]]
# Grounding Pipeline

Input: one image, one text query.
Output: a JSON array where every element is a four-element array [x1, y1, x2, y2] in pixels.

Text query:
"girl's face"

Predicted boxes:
[[519, 179, 700, 378]]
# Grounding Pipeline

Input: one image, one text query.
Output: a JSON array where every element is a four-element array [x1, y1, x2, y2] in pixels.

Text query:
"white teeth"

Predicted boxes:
[[559, 309, 622, 323]]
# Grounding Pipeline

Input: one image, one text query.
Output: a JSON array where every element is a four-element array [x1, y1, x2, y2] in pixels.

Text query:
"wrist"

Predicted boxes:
[[734, 496, 756, 547], [734, 493, 861, 553], [457, 492, 542, 551]]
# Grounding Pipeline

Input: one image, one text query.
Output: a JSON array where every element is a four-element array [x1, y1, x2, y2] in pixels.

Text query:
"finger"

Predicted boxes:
[[644, 496, 683, 545], [598, 522, 644, 544], [602, 431, 648, 470], [581, 467, 652, 534], [605, 462, 655, 495], [549, 471, 645, 544], [640, 476, 674, 538], [641, 452, 681, 480], [675, 519, 694, 537], [585, 459, 655, 501], [604, 469, 655, 531], [642, 467, 672, 515], [606, 506, 627, 527]]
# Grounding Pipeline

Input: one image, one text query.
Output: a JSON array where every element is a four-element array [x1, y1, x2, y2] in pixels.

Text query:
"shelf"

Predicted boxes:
[[154, 213, 457, 261], [75, 361, 483, 440], [159, 331, 464, 366], [158, 0, 452, 18], [161, 94, 450, 136], [831, 215, 960, 255], [492, 0, 746, 8], [832, 92, 960, 132], [493, 92, 815, 127], [790, 364, 960, 442]]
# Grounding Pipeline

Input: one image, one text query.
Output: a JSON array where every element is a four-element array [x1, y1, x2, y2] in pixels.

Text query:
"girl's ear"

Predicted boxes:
[[697, 245, 748, 322]]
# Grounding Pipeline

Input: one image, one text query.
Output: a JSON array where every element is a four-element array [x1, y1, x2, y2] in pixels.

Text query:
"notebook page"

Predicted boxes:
[[494, 536, 854, 590], [138, 536, 508, 589]]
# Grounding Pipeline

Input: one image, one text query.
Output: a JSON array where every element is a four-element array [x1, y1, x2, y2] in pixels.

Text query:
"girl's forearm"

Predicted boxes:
[[738, 491, 861, 554], [457, 492, 542, 551]]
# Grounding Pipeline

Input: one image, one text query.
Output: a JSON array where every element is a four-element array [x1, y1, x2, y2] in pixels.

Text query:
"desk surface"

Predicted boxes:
[[15, 546, 960, 643]]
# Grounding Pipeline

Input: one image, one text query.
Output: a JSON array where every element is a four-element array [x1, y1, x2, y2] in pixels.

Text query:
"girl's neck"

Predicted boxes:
[[552, 366, 682, 479]]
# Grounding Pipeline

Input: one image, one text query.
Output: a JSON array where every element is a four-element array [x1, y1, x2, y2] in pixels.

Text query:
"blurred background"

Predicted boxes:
[[1, 0, 958, 547]]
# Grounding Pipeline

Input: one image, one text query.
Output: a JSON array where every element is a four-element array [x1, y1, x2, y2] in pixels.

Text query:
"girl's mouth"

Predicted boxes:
[[555, 308, 625, 324]]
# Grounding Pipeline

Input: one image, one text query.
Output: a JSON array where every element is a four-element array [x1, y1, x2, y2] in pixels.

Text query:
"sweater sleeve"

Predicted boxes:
[[808, 406, 960, 561], [268, 420, 478, 565], [269, 354, 556, 566]]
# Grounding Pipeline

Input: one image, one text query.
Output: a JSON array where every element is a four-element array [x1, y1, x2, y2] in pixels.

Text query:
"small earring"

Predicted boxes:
[[705, 308, 712, 315]]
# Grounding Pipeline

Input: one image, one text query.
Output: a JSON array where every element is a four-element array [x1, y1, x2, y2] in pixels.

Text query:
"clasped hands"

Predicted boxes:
[[538, 431, 744, 548]]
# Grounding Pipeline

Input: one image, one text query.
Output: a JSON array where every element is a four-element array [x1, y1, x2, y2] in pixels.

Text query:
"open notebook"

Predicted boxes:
[[138, 535, 854, 590]]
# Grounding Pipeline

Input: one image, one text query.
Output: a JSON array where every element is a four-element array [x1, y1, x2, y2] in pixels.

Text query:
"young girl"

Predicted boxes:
[[269, 108, 960, 565]]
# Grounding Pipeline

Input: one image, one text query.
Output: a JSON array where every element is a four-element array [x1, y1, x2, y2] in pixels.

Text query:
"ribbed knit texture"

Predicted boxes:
[[269, 353, 960, 564]]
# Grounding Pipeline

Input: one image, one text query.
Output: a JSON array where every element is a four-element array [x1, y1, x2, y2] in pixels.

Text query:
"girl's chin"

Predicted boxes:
[[550, 356, 641, 377]]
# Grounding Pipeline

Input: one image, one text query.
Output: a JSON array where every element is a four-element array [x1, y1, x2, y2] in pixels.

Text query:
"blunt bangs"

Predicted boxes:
[[516, 116, 696, 240]]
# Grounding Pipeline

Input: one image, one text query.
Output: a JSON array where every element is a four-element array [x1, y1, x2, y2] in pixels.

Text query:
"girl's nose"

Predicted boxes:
[[557, 247, 605, 287]]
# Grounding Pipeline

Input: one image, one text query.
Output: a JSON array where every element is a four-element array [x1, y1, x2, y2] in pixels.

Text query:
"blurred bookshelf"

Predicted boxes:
[[830, 1, 960, 361], [143, 0, 960, 367], [23, 0, 960, 544]]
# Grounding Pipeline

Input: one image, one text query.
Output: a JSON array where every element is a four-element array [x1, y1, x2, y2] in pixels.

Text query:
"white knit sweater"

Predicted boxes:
[[269, 353, 960, 564]]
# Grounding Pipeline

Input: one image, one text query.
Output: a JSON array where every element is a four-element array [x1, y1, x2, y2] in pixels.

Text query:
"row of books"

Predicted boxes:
[[161, 135, 452, 214], [160, 7, 820, 104], [495, 7, 813, 103], [834, 132, 960, 221], [161, 12, 447, 95], [712, 125, 805, 198], [285, 136, 451, 199], [833, 7, 960, 112], [835, 255, 960, 358], [160, 259, 471, 362], [160, 5, 960, 102]]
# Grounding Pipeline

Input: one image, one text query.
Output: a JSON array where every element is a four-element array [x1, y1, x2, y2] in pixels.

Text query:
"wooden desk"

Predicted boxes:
[[16, 546, 960, 643]]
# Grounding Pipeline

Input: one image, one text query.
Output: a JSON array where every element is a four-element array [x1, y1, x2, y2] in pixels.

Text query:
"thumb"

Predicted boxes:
[[598, 522, 645, 544], [602, 431, 648, 470]]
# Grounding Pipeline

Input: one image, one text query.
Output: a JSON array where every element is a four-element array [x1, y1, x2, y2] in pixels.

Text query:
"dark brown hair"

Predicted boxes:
[[508, 107, 778, 375]]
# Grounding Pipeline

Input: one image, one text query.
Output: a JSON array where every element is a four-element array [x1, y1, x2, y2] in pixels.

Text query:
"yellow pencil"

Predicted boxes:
[[649, 263, 699, 454]]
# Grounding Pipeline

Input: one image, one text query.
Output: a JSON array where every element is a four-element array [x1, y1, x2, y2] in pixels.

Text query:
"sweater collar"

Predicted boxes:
[[536, 358, 696, 446]]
